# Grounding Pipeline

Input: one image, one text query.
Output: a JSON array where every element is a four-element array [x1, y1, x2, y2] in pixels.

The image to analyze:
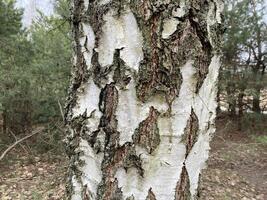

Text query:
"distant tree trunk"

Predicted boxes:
[[3, 98, 32, 135], [251, 5, 264, 114], [216, 72, 222, 114], [252, 66, 262, 114], [226, 82, 236, 117], [237, 90, 244, 130], [65, 0, 224, 199], [252, 87, 261, 113], [1, 110, 7, 134]]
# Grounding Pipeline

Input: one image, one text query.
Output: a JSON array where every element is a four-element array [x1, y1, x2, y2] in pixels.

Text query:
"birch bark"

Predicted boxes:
[[65, 0, 224, 199]]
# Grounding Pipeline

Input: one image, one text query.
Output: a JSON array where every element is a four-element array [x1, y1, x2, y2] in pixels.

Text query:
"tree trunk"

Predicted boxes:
[[237, 90, 244, 130], [65, 1, 223, 199], [252, 88, 261, 113], [225, 81, 236, 117]]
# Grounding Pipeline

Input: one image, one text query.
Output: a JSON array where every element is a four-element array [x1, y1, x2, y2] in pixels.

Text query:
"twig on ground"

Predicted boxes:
[[0, 127, 45, 161], [9, 129, 29, 155]]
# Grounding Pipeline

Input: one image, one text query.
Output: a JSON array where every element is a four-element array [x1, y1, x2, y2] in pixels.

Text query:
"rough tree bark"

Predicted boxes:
[[65, 0, 224, 199]]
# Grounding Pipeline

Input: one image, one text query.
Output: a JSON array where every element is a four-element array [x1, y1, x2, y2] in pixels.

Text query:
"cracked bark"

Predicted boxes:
[[66, 0, 223, 199]]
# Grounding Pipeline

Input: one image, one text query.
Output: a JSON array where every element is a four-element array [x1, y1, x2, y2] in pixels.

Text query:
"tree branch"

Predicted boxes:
[[0, 127, 45, 161]]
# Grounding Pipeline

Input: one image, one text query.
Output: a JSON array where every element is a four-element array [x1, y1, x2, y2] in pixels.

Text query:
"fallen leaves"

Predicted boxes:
[[0, 155, 67, 200]]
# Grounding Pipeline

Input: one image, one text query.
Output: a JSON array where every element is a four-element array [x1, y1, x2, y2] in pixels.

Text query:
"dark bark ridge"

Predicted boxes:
[[175, 165, 191, 200], [132, 106, 161, 154], [183, 108, 199, 158], [146, 188, 157, 200]]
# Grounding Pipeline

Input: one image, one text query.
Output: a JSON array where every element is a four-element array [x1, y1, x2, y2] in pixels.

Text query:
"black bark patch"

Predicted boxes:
[[175, 165, 191, 200], [183, 108, 199, 157], [99, 83, 118, 134], [112, 49, 132, 89], [133, 107, 160, 154], [91, 50, 105, 87], [146, 188, 157, 200], [82, 184, 93, 200]]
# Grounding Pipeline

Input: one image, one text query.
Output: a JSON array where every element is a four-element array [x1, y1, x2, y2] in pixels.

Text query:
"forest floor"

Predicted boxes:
[[199, 115, 267, 200], [0, 116, 266, 200]]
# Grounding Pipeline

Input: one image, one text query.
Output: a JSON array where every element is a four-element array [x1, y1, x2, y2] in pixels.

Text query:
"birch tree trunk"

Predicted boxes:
[[65, 0, 224, 199]]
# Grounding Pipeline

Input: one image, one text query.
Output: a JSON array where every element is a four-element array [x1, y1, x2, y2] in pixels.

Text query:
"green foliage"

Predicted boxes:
[[31, 190, 43, 200], [29, 14, 72, 123], [240, 113, 267, 134], [0, 0, 33, 133], [34, 123, 66, 154], [55, 0, 71, 20], [0, 0, 71, 138], [0, 0, 22, 36], [253, 135, 267, 145], [221, 0, 267, 115]]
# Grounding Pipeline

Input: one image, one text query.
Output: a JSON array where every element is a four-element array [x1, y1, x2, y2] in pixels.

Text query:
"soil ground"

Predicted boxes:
[[199, 116, 267, 200], [0, 116, 266, 200]]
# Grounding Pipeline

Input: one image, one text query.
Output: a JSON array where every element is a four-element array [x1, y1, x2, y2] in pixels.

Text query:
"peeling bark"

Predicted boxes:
[[66, 0, 223, 199]]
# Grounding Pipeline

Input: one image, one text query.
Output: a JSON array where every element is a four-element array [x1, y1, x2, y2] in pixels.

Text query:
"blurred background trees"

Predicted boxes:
[[0, 0, 32, 134], [0, 0, 266, 152], [220, 0, 267, 130], [0, 0, 71, 152]]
